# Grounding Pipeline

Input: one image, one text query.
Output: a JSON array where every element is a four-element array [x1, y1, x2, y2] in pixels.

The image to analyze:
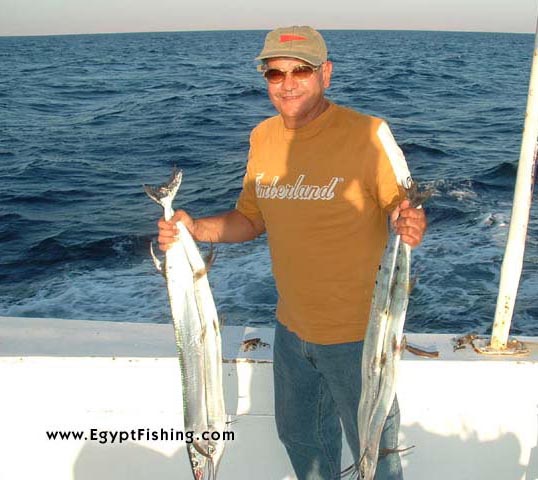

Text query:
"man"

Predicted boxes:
[[158, 26, 426, 480]]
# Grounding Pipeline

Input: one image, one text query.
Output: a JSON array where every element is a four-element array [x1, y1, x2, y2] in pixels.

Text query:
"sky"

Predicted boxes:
[[0, 0, 537, 37]]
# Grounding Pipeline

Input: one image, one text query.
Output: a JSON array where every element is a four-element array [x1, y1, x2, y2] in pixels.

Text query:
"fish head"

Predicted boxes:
[[188, 436, 226, 480], [188, 444, 212, 480]]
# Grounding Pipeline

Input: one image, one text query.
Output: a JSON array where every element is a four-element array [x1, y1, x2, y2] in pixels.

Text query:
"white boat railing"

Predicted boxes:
[[487, 17, 538, 353]]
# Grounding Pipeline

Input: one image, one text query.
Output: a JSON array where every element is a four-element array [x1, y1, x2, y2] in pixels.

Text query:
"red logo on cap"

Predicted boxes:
[[279, 34, 307, 43]]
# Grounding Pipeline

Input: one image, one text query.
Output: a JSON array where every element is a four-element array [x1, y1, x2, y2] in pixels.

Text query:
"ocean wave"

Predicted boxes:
[[480, 212, 509, 227], [0, 213, 25, 243], [472, 162, 517, 190], [0, 240, 275, 326], [225, 87, 266, 99], [13, 234, 150, 270], [401, 142, 449, 158], [0, 263, 170, 323], [19, 64, 59, 74], [78, 109, 127, 125], [422, 204, 470, 226], [3, 187, 98, 205], [189, 115, 222, 127], [151, 94, 186, 106], [47, 84, 122, 96]]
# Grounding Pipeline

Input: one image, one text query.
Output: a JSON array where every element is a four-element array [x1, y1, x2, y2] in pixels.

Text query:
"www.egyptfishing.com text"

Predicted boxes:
[[46, 428, 235, 444]]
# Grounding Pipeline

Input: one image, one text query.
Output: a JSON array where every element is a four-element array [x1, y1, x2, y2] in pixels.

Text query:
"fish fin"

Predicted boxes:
[[226, 416, 239, 426], [143, 168, 183, 220], [407, 273, 418, 294], [149, 241, 165, 275], [194, 268, 208, 281], [340, 448, 370, 479], [143, 184, 161, 206], [339, 463, 358, 478], [379, 445, 415, 457], [193, 244, 217, 281], [205, 243, 217, 269]]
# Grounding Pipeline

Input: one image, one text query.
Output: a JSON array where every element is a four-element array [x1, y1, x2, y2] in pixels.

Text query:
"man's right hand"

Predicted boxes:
[[157, 210, 194, 252], [157, 208, 265, 250]]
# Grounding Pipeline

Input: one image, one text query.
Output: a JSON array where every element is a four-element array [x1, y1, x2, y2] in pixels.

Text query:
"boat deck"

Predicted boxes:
[[2, 316, 538, 479]]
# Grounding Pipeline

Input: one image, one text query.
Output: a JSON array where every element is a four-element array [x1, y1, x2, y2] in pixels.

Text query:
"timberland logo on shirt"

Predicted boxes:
[[255, 173, 343, 200]]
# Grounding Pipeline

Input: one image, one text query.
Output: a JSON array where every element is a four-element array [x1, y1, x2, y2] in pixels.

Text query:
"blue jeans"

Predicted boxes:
[[273, 321, 403, 480]]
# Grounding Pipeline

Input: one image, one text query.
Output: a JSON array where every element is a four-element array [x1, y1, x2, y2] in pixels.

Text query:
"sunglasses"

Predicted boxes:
[[262, 64, 321, 84]]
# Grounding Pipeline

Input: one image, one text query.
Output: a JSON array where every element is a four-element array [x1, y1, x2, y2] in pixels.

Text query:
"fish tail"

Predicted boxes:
[[143, 168, 183, 218], [405, 181, 433, 208]]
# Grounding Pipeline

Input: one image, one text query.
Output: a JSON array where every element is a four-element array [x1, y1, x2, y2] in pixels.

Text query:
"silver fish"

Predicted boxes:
[[357, 238, 410, 480], [144, 169, 226, 480], [355, 184, 429, 480]]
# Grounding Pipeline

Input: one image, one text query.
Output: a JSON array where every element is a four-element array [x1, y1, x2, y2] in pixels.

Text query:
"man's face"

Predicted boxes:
[[264, 57, 333, 129]]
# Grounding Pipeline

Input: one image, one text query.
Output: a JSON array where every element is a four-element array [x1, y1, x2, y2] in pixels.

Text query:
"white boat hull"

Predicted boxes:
[[1, 316, 538, 480]]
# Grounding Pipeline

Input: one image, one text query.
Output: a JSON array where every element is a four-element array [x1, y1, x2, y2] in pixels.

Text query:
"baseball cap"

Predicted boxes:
[[256, 26, 328, 67]]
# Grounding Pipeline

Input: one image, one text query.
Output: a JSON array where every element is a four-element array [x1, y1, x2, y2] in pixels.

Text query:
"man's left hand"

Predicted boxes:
[[391, 199, 427, 248]]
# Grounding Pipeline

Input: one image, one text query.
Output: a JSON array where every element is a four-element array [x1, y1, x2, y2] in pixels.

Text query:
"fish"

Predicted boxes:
[[356, 238, 410, 480], [353, 183, 430, 480], [144, 169, 227, 480]]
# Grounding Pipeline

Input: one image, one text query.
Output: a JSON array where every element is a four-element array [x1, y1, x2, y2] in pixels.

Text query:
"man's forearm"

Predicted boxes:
[[191, 209, 265, 243]]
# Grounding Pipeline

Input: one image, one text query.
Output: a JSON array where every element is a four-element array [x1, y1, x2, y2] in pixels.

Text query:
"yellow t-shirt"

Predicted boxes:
[[236, 103, 407, 344]]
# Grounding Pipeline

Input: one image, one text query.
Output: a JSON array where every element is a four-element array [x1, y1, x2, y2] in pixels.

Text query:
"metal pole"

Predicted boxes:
[[489, 19, 538, 351]]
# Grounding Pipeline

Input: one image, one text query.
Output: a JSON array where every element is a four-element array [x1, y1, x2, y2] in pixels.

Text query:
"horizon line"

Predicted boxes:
[[0, 26, 534, 39]]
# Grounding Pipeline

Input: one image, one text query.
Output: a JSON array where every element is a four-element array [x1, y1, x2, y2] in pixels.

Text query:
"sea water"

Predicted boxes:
[[1, 30, 537, 335]]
